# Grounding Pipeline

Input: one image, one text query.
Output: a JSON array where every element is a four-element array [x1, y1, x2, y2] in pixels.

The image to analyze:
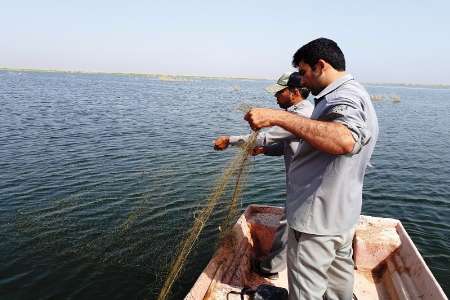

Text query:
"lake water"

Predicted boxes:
[[1, 70, 449, 299]]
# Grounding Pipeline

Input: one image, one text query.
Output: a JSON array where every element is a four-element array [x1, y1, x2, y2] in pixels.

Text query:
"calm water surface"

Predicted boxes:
[[1, 71, 449, 299]]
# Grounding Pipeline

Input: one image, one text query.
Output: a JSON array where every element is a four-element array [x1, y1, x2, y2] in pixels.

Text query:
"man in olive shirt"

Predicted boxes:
[[245, 38, 378, 300]]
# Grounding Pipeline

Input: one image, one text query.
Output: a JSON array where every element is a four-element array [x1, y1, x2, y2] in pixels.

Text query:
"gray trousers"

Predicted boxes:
[[259, 213, 288, 273], [287, 227, 355, 300]]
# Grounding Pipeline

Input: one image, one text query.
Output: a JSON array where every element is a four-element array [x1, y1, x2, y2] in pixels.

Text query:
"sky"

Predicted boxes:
[[1, 0, 450, 84]]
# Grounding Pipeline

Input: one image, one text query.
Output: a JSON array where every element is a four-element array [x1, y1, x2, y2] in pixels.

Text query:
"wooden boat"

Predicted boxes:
[[186, 205, 447, 300]]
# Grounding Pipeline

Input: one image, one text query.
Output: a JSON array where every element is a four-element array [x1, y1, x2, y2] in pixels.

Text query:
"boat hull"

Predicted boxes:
[[186, 205, 447, 300]]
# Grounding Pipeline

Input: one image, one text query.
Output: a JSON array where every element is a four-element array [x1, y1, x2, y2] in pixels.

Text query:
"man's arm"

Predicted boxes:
[[213, 126, 294, 151], [214, 104, 312, 151], [213, 134, 252, 150], [245, 108, 356, 155]]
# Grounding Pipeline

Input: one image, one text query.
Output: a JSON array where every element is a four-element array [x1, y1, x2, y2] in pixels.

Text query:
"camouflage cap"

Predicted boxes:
[[265, 72, 302, 95]]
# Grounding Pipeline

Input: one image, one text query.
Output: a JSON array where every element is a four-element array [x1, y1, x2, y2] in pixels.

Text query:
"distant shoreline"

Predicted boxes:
[[1, 67, 450, 89], [0, 67, 266, 82]]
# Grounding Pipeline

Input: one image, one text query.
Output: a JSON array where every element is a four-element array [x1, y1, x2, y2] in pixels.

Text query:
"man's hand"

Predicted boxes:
[[251, 146, 265, 156], [244, 108, 280, 131], [213, 136, 230, 150]]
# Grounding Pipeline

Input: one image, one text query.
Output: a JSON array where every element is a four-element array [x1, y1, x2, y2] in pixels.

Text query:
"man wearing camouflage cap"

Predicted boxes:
[[214, 71, 313, 277]]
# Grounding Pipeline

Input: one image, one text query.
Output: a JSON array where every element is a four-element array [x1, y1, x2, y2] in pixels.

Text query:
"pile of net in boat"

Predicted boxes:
[[157, 131, 258, 300]]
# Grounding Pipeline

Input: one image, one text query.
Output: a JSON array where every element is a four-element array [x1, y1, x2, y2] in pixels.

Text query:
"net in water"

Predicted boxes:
[[157, 132, 258, 300]]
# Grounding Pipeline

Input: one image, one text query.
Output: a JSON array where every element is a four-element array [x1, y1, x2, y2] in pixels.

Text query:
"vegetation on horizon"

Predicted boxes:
[[1, 67, 450, 88]]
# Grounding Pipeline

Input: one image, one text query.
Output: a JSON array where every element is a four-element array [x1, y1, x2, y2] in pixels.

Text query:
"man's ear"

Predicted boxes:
[[316, 59, 327, 72]]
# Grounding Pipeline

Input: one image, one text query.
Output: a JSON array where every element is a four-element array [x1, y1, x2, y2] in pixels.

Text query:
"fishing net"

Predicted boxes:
[[157, 131, 257, 300], [14, 101, 258, 300]]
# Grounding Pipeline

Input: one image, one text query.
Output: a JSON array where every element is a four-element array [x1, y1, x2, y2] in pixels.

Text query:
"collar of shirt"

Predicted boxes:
[[314, 74, 354, 105], [287, 100, 307, 112]]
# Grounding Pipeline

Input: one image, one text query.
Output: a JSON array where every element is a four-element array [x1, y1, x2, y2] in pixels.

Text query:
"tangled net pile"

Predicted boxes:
[[157, 131, 258, 300]]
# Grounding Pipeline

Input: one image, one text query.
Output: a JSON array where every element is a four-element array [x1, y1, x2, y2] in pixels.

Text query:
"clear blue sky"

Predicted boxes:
[[2, 0, 450, 84]]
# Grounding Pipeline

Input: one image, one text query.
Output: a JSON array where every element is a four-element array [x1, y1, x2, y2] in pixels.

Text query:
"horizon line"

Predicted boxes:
[[0, 66, 269, 81], [1, 66, 449, 88]]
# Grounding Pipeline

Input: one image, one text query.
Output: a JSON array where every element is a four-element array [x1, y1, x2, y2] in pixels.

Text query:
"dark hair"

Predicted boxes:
[[292, 38, 346, 71], [288, 87, 310, 99]]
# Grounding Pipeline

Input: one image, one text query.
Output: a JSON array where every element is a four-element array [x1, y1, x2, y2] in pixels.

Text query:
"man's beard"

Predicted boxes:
[[309, 86, 324, 96], [278, 102, 290, 109]]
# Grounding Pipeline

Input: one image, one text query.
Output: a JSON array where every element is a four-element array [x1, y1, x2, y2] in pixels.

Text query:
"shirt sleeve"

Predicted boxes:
[[321, 97, 371, 155], [229, 126, 295, 147], [229, 134, 251, 146], [260, 126, 296, 146]]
